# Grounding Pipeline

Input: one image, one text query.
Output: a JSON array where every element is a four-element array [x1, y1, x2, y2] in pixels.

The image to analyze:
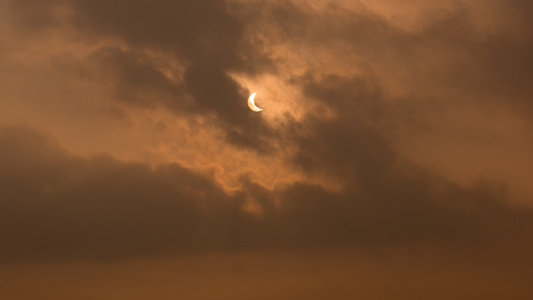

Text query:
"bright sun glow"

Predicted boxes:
[[247, 92, 263, 112]]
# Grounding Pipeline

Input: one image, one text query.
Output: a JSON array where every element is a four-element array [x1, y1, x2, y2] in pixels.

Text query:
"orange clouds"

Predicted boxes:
[[1, 0, 533, 298]]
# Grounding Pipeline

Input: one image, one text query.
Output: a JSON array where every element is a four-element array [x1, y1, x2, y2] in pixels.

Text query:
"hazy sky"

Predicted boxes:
[[1, 0, 533, 298]]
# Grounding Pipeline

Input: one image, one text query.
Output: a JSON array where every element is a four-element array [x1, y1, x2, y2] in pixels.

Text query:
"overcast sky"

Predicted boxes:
[[1, 0, 533, 298]]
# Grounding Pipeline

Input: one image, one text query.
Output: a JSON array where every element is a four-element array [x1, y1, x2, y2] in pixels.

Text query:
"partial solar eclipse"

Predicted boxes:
[[247, 93, 263, 112]]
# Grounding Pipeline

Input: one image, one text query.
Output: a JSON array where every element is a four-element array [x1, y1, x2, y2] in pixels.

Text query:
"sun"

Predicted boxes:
[[247, 92, 263, 112]]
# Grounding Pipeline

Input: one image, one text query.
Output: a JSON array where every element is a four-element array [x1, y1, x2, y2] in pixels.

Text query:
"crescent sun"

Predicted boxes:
[[247, 93, 263, 112]]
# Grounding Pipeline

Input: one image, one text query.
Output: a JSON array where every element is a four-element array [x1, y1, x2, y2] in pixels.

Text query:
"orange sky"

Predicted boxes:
[[1, 0, 533, 298]]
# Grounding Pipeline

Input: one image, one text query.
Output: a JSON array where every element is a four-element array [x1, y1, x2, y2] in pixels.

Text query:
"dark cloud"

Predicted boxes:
[[70, 0, 245, 65], [78, 46, 276, 151], [0, 125, 252, 262], [86, 47, 183, 109], [258, 0, 533, 114], [1, 126, 532, 264], [8, 0, 244, 63], [8, 0, 276, 151], [289, 73, 395, 180], [6, 0, 66, 30], [183, 62, 275, 151], [283, 72, 533, 247]]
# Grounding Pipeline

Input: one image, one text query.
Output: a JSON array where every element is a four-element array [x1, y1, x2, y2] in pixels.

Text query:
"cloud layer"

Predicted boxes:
[[1, 0, 533, 297]]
